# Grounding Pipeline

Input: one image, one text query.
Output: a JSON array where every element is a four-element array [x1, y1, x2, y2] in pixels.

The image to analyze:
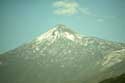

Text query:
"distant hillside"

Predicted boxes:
[[99, 73, 125, 83]]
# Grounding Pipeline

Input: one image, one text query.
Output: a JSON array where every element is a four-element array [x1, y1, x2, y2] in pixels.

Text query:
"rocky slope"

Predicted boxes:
[[0, 24, 125, 83]]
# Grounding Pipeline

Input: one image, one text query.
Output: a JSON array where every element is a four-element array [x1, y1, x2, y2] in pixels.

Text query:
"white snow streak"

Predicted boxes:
[[64, 32, 75, 41], [101, 49, 125, 69]]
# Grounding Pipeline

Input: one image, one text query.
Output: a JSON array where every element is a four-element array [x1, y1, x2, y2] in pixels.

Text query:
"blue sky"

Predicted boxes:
[[0, 0, 125, 53]]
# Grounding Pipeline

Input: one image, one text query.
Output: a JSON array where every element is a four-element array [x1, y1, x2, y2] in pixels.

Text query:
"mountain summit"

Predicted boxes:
[[36, 24, 82, 42], [0, 24, 125, 83], [50, 24, 76, 33], [54, 24, 71, 32]]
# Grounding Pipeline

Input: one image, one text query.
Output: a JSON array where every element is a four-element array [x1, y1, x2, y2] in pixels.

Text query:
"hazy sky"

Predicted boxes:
[[0, 0, 125, 53]]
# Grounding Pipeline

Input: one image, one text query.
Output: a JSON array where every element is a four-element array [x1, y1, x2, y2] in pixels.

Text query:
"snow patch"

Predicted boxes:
[[68, 50, 71, 53], [35, 47, 40, 51], [84, 40, 89, 46], [76, 34, 82, 39], [33, 50, 36, 53], [115, 49, 125, 53], [37, 28, 57, 42], [64, 32, 75, 41], [102, 55, 122, 67]]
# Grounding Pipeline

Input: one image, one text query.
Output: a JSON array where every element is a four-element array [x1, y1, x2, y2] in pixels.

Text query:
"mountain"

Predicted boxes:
[[98, 73, 125, 83], [0, 24, 125, 83]]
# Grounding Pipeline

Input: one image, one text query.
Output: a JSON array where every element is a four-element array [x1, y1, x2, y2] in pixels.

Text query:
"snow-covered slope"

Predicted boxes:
[[0, 24, 125, 83], [35, 24, 83, 44], [101, 48, 125, 69]]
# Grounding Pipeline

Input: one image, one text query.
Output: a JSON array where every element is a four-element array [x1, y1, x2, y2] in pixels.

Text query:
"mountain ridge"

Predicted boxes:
[[0, 24, 125, 83]]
